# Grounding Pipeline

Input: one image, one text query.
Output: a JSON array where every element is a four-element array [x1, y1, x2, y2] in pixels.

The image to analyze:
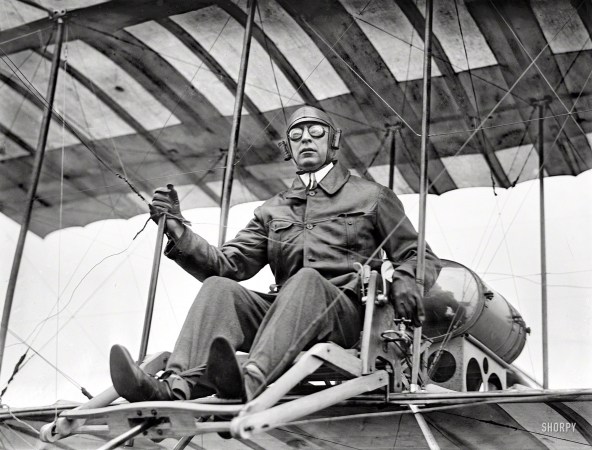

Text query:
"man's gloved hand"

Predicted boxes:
[[389, 273, 425, 327], [149, 184, 186, 225]]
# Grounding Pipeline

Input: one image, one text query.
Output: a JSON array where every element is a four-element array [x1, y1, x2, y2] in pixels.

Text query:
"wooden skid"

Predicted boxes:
[[62, 401, 241, 439], [40, 351, 170, 442]]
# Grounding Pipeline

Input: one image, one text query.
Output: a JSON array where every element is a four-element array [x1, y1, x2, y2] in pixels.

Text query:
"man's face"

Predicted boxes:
[[289, 121, 330, 172]]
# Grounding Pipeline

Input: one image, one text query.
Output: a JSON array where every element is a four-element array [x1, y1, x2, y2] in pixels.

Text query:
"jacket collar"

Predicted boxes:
[[286, 161, 350, 199]]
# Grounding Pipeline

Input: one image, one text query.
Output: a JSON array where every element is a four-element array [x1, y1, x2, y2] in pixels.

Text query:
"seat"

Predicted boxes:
[[40, 264, 431, 444]]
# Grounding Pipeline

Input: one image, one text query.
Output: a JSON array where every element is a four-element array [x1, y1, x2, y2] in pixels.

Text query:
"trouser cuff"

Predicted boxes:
[[162, 373, 192, 400], [244, 363, 266, 401]]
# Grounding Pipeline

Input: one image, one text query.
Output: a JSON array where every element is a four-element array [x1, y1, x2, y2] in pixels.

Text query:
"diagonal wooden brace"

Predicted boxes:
[[231, 370, 389, 439], [241, 343, 362, 415], [39, 351, 170, 442]]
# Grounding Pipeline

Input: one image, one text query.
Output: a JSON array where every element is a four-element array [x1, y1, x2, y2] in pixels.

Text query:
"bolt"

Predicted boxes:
[[136, 411, 142, 416], [151, 409, 157, 416], [157, 429, 163, 436]]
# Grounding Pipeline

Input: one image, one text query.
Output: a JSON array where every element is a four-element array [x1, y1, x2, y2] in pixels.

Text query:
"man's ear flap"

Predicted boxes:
[[331, 129, 342, 150], [278, 140, 292, 161]]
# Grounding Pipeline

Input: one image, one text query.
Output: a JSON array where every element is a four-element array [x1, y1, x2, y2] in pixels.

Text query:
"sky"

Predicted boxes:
[[0, 170, 590, 408]]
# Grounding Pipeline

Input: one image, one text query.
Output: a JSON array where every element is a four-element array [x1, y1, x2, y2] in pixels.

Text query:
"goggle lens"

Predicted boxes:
[[288, 124, 326, 141]]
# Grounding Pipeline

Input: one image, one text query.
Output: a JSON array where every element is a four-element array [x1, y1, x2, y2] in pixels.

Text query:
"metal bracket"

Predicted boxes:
[[50, 9, 66, 19]]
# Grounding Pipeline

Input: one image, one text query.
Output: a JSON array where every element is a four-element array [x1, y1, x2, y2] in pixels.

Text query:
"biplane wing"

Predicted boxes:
[[0, 0, 591, 449]]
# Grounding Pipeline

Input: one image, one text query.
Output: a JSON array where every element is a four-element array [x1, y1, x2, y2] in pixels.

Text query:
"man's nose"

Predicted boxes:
[[301, 128, 313, 142]]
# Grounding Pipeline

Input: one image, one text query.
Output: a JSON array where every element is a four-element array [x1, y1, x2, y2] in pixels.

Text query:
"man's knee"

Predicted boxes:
[[197, 276, 246, 310], [289, 267, 323, 284], [200, 276, 241, 295]]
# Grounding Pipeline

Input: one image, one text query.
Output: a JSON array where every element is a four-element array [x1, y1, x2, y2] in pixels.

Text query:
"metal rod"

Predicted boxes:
[[138, 213, 167, 363], [218, 0, 257, 247], [411, 0, 433, 391], [538, 101, 549, 389], [173, 436, 195, 450], [96, 420, 157, 450], [0, 17, 65, 376]]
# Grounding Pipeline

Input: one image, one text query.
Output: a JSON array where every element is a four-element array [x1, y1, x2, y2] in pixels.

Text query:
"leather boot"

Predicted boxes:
[[205, 337, 245, 400], [110, 344, 174, 402]]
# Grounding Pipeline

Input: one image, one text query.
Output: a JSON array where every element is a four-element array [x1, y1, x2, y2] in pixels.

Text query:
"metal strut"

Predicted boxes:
[[0, 15, 65, 376], [96, 419, 158, 450]]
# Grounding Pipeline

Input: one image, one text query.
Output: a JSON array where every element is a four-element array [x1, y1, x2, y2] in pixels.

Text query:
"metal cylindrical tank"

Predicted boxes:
[[422, 260, 528, 363]]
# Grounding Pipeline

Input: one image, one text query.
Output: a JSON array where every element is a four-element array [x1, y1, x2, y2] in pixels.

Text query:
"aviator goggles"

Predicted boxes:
[[288, 124, 327, 141]]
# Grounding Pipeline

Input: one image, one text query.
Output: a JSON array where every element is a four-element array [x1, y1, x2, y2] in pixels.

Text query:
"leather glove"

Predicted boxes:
[[149, 184, 186, 225], [389, 273, 424, 327]]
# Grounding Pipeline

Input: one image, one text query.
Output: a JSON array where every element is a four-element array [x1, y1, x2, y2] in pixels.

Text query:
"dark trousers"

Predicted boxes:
[[165, 268, 363, 399]]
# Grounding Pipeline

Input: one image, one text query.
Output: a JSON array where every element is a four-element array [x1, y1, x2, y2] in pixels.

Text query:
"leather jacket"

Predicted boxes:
[[165, 162, 441, 294]]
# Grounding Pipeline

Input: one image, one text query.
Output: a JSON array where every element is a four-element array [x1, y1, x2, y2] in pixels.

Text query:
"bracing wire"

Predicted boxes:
[[297, 14, 420, 136], [3, 0, 590, 399], [452, 0, 497, 195], [477, 59, 592, 281], [1, 27, 52, 136], [424, 0, 590, 193], [350, 14, 534, 110], [256, 2, 287, 126], [0, 45, 149, 205], [492, 196, 538, 378], [277, 427, 365, 450], [362, 127, 391, 177], [4, 329, 84, 392], [488, 0, 590, 142], [2, 207, 157, 396], [3, 24, 592, 209], [0, 424, 37, 450]]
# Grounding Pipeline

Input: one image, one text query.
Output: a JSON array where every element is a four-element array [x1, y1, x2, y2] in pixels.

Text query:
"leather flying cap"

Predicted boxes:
[[286, 106, 334, 132]]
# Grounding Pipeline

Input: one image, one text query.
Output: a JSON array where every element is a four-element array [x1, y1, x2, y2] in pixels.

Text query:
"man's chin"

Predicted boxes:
[[298, 161, 323, 172]]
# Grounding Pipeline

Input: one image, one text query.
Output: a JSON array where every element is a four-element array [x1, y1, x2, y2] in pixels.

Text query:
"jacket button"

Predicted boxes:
[[348, 220, 353, 225], [306, 224, 314, 230], [308, 190, 316, 196]]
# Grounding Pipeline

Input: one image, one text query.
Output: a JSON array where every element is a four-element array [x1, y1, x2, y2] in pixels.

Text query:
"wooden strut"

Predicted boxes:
[[410, 405, 441, 450], [536, 99, 550, 389], [409, 1, 441, 446], [218, 0, 257, 246], [232, 370, 389, 439], [0, 15, 65, 376], [138, 213, 167, 363], [412, 0, 434, 392]]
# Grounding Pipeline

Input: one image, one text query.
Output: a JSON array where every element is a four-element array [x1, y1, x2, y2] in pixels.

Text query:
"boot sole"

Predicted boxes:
[[206, 337, 244, 400]]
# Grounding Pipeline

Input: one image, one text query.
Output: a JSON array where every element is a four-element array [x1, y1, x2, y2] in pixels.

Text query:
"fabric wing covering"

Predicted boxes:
[[0, 0, 590, 236]]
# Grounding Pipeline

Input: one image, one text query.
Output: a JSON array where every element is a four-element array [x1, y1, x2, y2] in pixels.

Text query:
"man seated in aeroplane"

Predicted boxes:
[[109, 105, 441, 403]]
